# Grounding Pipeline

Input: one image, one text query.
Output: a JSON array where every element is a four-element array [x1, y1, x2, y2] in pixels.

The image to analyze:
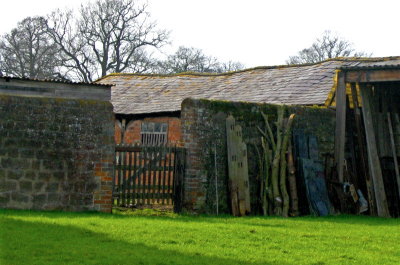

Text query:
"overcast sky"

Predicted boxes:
[[1, 0, 399, 68]]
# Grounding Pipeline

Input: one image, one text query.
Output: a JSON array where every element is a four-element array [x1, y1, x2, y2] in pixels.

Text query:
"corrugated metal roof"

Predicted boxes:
[[95, 56, 400, 114]]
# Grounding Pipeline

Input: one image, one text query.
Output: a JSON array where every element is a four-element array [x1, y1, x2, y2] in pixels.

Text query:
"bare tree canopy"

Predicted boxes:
[[46, 0, 169, 82], [156, 46, 244, 74], [0, 17, 60, 79], [287, 30, 371, 65]]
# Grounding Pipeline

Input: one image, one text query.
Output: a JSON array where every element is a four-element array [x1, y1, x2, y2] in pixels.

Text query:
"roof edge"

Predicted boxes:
[[95, 56, 400, 82]]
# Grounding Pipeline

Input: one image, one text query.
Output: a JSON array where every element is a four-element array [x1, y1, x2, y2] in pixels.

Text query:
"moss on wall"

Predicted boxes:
[[182, 98, 335, 214]]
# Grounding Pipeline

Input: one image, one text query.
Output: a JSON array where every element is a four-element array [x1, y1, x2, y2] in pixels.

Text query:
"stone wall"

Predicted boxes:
[[0, 78, 114, 212], [181, 98, 335, 213]]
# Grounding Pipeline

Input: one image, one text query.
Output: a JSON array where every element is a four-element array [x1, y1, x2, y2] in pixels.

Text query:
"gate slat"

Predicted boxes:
[[122, 151, 127, 206], [118, 151, 123, 206], [149, 147, 155, 204], [161, 146, 167, 204], [138, 147, 143, 205], [167, 146, 173, 204], [126, 151, 132, 206], [132, 146, 138, 205]]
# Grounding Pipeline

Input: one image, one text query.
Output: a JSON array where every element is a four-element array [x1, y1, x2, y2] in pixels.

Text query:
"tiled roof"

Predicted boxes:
[[95, 57, 400, 114]]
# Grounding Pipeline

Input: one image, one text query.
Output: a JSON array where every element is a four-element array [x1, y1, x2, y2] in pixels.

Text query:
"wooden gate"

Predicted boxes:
[[113, 145, 185, 213]]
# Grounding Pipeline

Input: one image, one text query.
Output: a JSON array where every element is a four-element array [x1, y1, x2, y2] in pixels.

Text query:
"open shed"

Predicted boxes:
[[332, 61, 400, 217]]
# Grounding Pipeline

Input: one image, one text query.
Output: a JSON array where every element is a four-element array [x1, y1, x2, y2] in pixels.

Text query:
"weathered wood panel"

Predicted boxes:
[[345, 69, 400, 83], [335, 71, 347, 182], [360, 85, 390, 217], [226, 115, 251, 216]]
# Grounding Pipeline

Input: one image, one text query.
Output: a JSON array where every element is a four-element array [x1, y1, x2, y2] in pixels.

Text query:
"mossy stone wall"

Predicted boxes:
[[0, 94, 114, 212], [181, 98, 335, 214]]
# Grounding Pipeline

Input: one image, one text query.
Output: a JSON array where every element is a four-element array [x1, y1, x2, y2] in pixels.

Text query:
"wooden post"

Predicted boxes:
[[360, 84, 390, 218], [335, 71, 346, 183]]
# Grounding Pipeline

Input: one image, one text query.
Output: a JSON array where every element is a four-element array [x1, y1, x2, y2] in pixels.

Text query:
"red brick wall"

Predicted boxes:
[[115, 116, 182, 145]]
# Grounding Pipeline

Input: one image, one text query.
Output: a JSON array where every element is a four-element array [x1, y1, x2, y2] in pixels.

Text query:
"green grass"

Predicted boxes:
[[1, 209, 399, 265]]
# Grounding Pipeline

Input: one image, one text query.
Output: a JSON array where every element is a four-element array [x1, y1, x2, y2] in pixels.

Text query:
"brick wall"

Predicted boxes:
[[181, 98, 336, 213], [116, 116, 182, 145], [0, 78, 114, 212]]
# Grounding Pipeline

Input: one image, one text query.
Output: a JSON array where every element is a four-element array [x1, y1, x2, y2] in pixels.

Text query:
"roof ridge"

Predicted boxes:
[[94, 56, 400, 82]]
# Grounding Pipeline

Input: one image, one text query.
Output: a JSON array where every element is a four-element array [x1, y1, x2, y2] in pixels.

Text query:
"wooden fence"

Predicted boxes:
[[113, 145, 185, 212]]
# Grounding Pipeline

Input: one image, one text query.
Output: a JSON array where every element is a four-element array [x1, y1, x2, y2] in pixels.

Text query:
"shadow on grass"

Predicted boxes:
[[0, 215, 284, 265], [1, 208, 398, 228]]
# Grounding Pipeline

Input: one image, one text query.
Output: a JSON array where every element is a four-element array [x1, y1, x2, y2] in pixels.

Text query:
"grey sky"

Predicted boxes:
[[1, 0, 399, 68]]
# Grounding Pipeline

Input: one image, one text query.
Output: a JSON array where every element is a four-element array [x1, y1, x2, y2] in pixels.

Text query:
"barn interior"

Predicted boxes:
[[333, 65, 400, 217]]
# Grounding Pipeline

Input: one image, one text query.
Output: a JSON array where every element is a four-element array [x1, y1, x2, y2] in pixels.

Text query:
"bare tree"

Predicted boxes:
[[0, 17, 60, 79], [46, 0, 169, 82], [157, 46, 244, 74], [217, 61, 245, 73], [287, 30, 371, 64]]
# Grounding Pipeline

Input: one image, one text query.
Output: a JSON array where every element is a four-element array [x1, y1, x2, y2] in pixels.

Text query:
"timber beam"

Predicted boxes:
[[345, 69, 400, 83]]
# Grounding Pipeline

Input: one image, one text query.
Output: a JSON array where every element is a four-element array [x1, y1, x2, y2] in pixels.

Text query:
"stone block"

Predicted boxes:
[[45, 182, 59, 192], [19, 181, 33, 192], [11, 191, 30, 203], [0, 180, 17, 192], [38, 172, 51, 181], [0, 193, 10, 205], [34, 182, 45, 192], [24, 170, 37, 180], [48, 192, 60, 202], [32, 194, 47, 206], [53, 171, 65, 180]]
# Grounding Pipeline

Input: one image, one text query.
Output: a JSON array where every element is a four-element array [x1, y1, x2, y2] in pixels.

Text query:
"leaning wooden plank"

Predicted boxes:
[[226, 115, 250, 216], [334, 71, 346, 183], [280, 114, 295, 217], [350, 83, 376, 215], [239, 142, 251, 215], [360, 85, 390, 217], [271, 107, 284, 216], [287, 138, 299, 216], [393, 113, 400, 155], [226, 115, 239, 216], [387, 113, 400, 197]]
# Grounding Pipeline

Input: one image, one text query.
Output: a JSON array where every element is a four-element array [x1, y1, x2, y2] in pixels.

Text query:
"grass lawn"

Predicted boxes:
[[0, 209, 399, 265]]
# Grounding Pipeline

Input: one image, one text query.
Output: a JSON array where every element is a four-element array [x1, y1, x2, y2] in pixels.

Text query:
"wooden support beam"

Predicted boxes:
[[345, 69, 400, 83], [359, 84, 390, 217], [335, 71, 346, 183]]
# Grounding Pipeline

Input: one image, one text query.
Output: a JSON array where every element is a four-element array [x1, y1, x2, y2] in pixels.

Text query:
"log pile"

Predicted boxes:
[[255, 106, 296, 217]]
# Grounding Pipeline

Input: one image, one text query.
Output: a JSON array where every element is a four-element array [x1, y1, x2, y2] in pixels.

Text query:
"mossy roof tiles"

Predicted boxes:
[[96, 57, 400, 114]]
